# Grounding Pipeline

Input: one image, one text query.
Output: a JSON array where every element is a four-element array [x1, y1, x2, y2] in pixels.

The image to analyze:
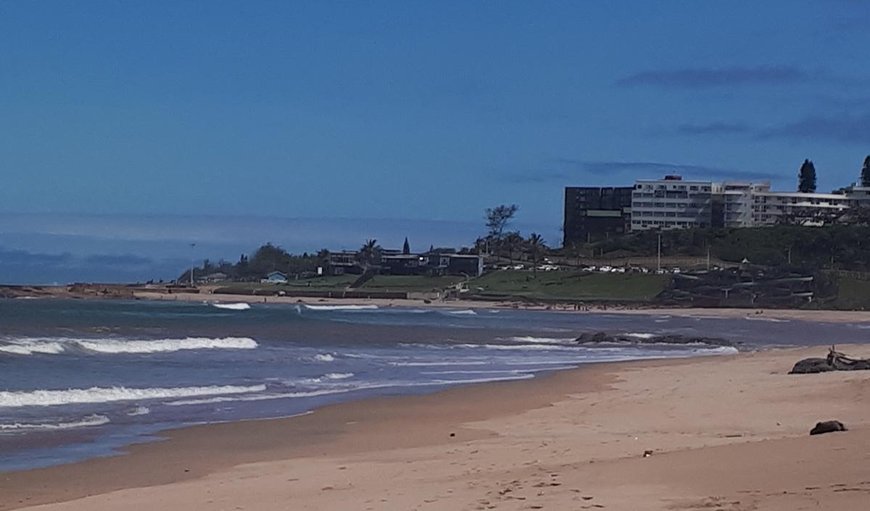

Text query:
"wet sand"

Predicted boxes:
[[3, 344, 870, 510]]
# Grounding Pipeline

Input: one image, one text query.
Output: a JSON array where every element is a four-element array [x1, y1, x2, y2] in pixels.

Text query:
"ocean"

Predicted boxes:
[[0, 299, 864, 473]]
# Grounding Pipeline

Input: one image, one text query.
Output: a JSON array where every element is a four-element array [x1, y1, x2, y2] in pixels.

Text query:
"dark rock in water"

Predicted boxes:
[[789, 358, 835, 374], [574, 331, 733, 347], [810, 420, 847, 435]]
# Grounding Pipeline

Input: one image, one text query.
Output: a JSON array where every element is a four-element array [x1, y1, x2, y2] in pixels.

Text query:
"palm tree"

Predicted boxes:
[[358, 239, 382, 269], [527, 233, 546, 277]]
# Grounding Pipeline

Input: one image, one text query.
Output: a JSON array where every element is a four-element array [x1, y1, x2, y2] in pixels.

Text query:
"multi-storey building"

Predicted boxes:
[[567, 175, 870, 238], [751, 191, 852, 226], [562, 187, 633, 246], [630, 176, 714, 231], [718, 182, 771, 227]]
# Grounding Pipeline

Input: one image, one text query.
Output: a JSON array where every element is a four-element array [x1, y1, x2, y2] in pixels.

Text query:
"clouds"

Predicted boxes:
[[507, 159, 782, 184], [616, 66, 811, 89], [759, 112, 870, 145], [675, 122, 752, 136], [670, 112, 870, 146]]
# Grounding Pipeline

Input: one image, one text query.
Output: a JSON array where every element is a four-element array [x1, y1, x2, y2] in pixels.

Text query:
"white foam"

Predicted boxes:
[[210, 302, 251, 310], [623, 333, 657, 339], [298, 372, 355, 385], [0, 341, 66, 356], [0, 337, 258, 356], [75, 337, 258, 354], [324, 372, 354, 380], [390, 360, 489, 367], [166, 387, 358, 406], [443, 309, 477, 315], [745, 316, 789, 323], [0, 384, 266, 408], [302, 304, 379, 311], [504, 336, 575, 344], [126, 406, 151, 416], [0, 414, 110, 432], [453, 343, 578, 351], [314, 353, 335, 362]]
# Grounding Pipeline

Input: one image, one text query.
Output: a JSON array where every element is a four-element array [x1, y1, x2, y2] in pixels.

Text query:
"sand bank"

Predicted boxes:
[[4, 344, 870, 510]]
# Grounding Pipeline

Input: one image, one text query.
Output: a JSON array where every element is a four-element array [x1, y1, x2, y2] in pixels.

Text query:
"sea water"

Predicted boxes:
[[0, 299, 864, 472]]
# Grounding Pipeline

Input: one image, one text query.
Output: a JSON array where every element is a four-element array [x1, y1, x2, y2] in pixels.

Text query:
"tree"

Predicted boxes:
[[485, 204, 519, 241], [402, 237, 411, 255], [504, 231, 523, 265], [798, 159, 817, 193], [527, 233, 546, 276], [358, 239, 382, 268], [249, 243, 291, 276], [861, 155, 870, 188]]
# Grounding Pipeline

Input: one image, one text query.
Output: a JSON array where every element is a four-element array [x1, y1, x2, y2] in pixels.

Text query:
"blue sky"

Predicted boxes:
[[1, 1, 869, 282]]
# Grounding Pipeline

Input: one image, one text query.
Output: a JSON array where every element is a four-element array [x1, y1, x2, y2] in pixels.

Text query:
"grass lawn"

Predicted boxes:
[[361, 275, 465, 292], [469, 270, 671, 302], [212, 274, 356, 294], [831, 278, 870, 310]]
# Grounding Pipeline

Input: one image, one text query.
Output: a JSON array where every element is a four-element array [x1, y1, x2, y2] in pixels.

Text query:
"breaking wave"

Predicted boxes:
[[0, 414, 110, 432], [0, 337, 258, 356], [210, 302, 251, 310], [301, 304, 379, 311], [0, 384, 266, 408]]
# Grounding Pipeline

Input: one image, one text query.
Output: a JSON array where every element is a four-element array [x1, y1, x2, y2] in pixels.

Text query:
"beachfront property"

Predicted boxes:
[[751, 190, 852, 226], [562, 186, 633, 246], [629, 176, 715, 231], [564, 174, 870, 245], [326, 251, 362, 275], [261, 271, 288, 284], [380, 252, 484, 277]]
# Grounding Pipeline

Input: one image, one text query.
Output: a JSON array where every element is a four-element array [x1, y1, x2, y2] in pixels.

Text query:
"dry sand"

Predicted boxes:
[[3, 344, 870, 510]]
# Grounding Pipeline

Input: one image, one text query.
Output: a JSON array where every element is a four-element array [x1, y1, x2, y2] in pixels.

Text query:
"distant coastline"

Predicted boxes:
[[4, 283, 870, 324]]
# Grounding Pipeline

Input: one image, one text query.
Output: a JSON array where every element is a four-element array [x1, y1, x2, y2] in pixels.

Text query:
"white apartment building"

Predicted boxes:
[[629, 175, 861, 231], [719, 182, 771, 227], [630, 176, 714, 230], [751, 191, 852, 226]]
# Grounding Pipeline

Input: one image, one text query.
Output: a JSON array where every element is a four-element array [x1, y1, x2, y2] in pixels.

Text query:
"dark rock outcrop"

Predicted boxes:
[[789, 358, 835, 374], [574, 332, 734, 348], [790, 347, 870, 374], [810, 420, 847, 435]]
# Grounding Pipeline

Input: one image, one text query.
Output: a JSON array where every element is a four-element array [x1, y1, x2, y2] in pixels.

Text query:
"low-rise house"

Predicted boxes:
[[261, 271, 288, 284], [381, 254, 428, 275]]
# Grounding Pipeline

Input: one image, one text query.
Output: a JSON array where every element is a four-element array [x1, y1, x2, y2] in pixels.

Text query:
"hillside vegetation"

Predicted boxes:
[[585, 225, 870, 271]]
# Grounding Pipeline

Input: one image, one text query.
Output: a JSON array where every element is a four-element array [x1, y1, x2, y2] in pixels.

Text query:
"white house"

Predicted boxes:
[[261, 271, 288, 284]]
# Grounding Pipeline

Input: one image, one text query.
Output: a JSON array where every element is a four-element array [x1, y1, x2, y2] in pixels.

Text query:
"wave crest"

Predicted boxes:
[[0, 337, 258, 356], [0, 384, 265, 408]]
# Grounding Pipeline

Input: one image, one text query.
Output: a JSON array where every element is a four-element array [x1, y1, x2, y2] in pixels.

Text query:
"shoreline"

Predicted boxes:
[[4, 343, 870, 510], [138, 290, 870, 323], [5, 284, 870, 323]]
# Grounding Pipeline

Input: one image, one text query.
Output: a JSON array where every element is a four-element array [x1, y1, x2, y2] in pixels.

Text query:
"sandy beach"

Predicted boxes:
[[136, 289, 870, 324], [3, 343, 869, 510]]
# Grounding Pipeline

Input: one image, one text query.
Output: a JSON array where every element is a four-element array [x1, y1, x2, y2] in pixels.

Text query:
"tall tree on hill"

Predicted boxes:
[[798, 159, 817, 193], [402, 237, 411, 255], [861, 155, 870, 188], [485, 204, 518, 241]]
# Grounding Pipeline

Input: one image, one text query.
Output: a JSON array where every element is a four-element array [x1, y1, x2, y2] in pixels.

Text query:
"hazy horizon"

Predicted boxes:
[[0, 212, 557, 284]]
